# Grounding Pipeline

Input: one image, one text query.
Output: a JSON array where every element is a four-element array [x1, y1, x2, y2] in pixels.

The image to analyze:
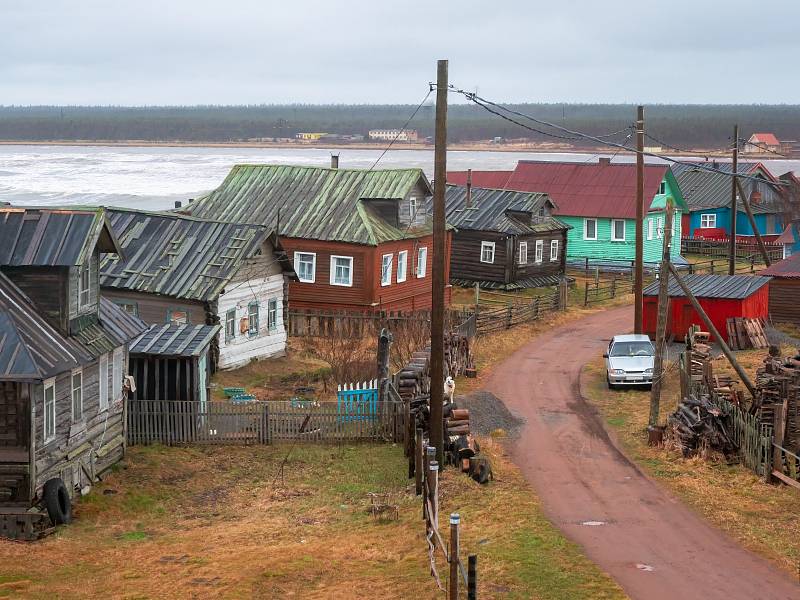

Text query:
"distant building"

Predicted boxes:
[[744, 133, 781, 154], [295, 132, 327, 141], [368, 129, 418, 142]]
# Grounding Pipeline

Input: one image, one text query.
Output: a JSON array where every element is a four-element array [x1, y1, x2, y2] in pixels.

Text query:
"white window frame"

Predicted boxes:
[[381, 254, 393, 286], [99, 353, 109, 412], [480, 241, 495, 264], [267, 298, 278, 331], [647, 218, 654, 240], [659, 181, 666, 195], [657, 216, 665, 239], [397, 250, 408, 282], [611, 219, 626, 242], [550, 239, 559, 262], [584, 218, 598, 241], [248, 301, 260, 335], [416, 247, 428, 278], [329, 255, 354, 287], [43, 378, 56, 444], [700, 213, 716, 229], [71, 368, 83, 423], [535, 240, 544, 263], [112, 348, 123, 401], [518, 242, 528, 265], [294, 251, 317, 283]]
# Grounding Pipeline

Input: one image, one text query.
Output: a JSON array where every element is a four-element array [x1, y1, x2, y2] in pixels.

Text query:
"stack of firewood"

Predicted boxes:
[[667, 394, 736, 457]]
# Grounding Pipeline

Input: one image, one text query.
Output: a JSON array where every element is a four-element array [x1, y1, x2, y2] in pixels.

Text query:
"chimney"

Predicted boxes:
[[599, 157, 611, 166], [711, 160, 719, 170], [751, 191, 762, 205], [330, 154, 339, 169], [174, 200, 182, 209], [465, 169, 473, 208]]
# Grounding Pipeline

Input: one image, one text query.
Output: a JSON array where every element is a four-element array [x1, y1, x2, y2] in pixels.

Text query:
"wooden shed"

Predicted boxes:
[[643, 274, 770, 343], [760, 253, 800, 327]]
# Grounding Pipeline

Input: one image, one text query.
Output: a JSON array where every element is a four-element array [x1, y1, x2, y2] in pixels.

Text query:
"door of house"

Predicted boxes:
[[0, 381, 30, 505]]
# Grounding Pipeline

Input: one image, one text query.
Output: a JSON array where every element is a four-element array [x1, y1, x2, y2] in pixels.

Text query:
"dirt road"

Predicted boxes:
[[486, 305, 800, 600]]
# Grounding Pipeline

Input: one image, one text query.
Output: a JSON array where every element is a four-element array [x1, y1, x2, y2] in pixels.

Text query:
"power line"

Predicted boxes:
[[367, 89, 432, 171], [643, 131, 723, 156], [737, 136, 787, 158]]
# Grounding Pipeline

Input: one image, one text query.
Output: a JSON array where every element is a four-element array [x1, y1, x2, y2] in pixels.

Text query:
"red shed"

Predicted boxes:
[[642, 274, 771, 343]]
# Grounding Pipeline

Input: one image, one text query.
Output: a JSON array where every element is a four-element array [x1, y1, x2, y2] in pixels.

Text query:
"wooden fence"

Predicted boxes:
[[713, 397, 774, 476], [771, 444, 800, 489], [287, 309, 474, 339], [682, 238, 785, 262], [475, 288, 562, 334], [127, 398, 406, 446]]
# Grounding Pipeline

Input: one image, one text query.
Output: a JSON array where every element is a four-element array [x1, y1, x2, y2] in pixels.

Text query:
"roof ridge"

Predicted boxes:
[[111, 206, 270, 230]]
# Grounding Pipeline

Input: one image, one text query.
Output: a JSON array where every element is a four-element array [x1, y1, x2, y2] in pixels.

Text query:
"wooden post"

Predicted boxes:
[[585, 256, 589, 277], [735, 178, 772, 266], [415, 428, 424, 495], [634, 105, 645, 333], [377, 328, 393, 403], [584, 280, 589, 306], [474, 282, 480, 308], [506, 303, 513, 329], [430, 59, 449, 466], [772, 399, 788, 483], [467, 555, 477, 600], [729, 124, 739, 275], [710, 259, 715, 274], [667, 262, 756, 396], [649, 201, 674, 435], [427, 459, 439, 528], [611, 277, 616, 298], [449, 513, 460, 600], [560, 278, 568, 310]]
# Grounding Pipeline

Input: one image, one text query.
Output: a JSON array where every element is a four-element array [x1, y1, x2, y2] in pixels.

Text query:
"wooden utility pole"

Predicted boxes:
[[729, 124, 739, 275], [634, 106, 645, 333], [430, 59, 448, 465], [648, 201, 674, 436], [735, 178, 772, 266]]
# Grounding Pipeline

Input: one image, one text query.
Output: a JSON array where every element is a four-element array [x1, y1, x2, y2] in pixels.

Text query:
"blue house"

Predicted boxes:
[[672, 161, 785, 240]]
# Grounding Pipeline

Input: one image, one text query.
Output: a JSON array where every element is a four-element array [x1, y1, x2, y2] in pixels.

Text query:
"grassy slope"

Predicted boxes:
[[0, 442, 624, 600], [581, 356, 800, 575]]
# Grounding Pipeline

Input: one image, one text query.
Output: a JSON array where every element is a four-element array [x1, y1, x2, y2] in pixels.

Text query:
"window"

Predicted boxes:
[[225, 309, 236, 341], [700, 213, 716, 229], [167, 309, 188, 325], [71, 370, 83, 422], [330, 255, 354, 287], [647, 218, 654, 240], [480, 241, 495, 264], [381, 254, 393, 286], [78, 264, 90, 308], [99, 354, 109, 412], [611, 219, 626, 241], [267, 298, 278, 331], [248, 302, 259, 335], [114, 300, 138, 316], [584, 218, 597, 240], [43, 378, 55, 443], [659, 181, 666, 195], [112, 348, 122, 401], [294, 252, 316, 283], [550, 240, 559, 261], [409, 197, 418, 221], [518, 242, 528, 265], [535, 240, 544, 263], [416, 247, 428, 278], [657, 216, 665, 239], [397, 250, 408, 282]]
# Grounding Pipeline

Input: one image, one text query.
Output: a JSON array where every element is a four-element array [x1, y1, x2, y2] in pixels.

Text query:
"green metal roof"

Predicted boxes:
[[186, 164, 432, 246]]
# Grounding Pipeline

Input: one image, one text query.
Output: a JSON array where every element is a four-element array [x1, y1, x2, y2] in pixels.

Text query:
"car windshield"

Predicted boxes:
[[610, 341, 654, 357]]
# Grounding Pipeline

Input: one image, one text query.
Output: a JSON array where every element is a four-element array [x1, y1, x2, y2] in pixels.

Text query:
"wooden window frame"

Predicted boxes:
[[535, 240, 544, 264], [294, 251, 317, 284], [659, 181, 666, 195], [397, 250, 408, 282], [99, 353, 109, 412], [657, 216, 665, 239], [518, 242, 528, 265], [480, 241, 495, 264], [550, 239, 559, 262], [112, 348, 123, 402], [416, 247, 428, 278], [583, 218, 598, 241], [409, 197, 418, 221], [267, 298, 278, 332], [113, 299, 139, 316], [700, 213, 716, 229], [71, 368, 83, 423], [166, 307, 189, 325], [611, 219, 626, 242], [330, 255, 354, 287], [78, 263, 90, 309], [381, 254, 393, 287], [43, 378, 56, 444], [248, 301, 260, 336], [225, 308, 236, 342]]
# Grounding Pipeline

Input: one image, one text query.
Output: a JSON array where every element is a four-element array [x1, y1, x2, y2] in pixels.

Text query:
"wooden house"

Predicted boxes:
[[0, 207, 147, 539], [442, 184, 569, 290], [642, 274, 770, 343], [760, 254, 800, 327], [451, 158, 687, 267], [183, 164, 452, 311], [99, 208, 295, 371]]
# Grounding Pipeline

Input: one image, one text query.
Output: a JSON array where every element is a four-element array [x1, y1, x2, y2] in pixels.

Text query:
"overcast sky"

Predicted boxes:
[[1, 0, 798, 106]]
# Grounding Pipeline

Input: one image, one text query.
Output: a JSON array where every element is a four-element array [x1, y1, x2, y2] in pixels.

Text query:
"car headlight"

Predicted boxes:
[[645, 368, 653, 374], [612, 369, 625, 375]]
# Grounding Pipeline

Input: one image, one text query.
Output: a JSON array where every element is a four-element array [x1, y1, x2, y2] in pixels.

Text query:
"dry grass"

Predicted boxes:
[[581, 356, 800, 575], [0, 443, 623, 600]]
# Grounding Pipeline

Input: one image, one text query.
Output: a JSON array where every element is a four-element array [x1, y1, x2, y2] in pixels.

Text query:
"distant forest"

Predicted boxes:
[[1, 104, 799, 149]]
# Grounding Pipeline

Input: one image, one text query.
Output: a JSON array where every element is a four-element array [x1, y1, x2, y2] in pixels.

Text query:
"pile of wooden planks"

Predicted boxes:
[[756, 351, 800, 452], [726, 317, 768, 350], [667, 394, 736, 458]]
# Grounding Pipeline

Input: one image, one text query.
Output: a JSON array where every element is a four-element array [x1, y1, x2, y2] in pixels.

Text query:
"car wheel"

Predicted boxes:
[[606, 376, 615, 390]]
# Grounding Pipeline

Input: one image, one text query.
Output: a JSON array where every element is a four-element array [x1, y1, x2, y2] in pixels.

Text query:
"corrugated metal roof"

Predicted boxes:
[[504, 160, 673, 219], [0, 207, 122, 266], [100, 208, 272, 302], [760, 249, 800, 278], [71, 298, 149, 357], [130, 323, 221, 357], [442, 185, 568, 234], [642, 274, 771, 299], [447, 171, 515, 189], [184, 164, 432, 246], [670, 162, 782, 214]]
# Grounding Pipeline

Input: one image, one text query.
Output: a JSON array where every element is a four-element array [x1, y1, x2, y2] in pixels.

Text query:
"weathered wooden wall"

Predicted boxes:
[[0, 266, 70, 333], [129, 355, 200, 402], [68, 250, 99, 324], [450, 230, 507, 283], [768, 279, 800, 327], [101, 288, 207, 325]]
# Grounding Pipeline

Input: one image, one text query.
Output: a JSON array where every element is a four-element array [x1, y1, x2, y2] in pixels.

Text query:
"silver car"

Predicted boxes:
[[603, 334, 655, 389]]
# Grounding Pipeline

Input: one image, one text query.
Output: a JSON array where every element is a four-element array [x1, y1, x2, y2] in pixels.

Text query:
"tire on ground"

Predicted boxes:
[[43, 478, 72, 525]]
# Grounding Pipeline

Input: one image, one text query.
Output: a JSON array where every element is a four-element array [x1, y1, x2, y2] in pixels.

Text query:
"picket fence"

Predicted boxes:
[[337, 379, 379, 421]]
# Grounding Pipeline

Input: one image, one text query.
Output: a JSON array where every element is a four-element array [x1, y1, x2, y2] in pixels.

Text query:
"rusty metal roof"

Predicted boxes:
[[0, 206, 122, 266], [130, 323, 221, 357], [184, 164, 432, 246], [643, 274, 771, 299], [760, 250, 800, 278], [443, 185, 568, 235], [100, 208, 274, 302], [447, 171, 515, 189]]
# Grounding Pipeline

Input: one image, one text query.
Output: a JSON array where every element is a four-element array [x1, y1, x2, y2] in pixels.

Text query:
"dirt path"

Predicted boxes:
[[485, 305, 800, 600]]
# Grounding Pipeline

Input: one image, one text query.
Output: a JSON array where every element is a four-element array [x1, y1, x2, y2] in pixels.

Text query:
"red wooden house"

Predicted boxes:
[[184, 163, 451, 311], [642, 274, 770, 343]]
